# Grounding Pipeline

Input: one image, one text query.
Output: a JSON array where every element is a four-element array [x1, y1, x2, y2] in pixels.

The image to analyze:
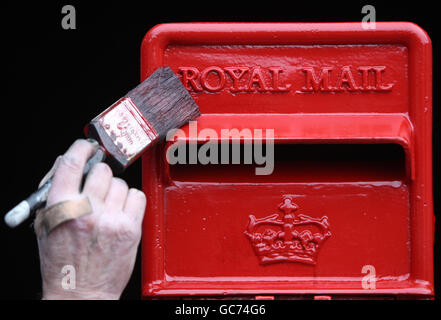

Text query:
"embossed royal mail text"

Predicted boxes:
[[178, 66, 394, 93]]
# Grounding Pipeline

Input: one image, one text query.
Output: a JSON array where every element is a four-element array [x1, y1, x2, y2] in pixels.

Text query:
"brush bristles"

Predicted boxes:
[[127, 67, 200, 137]]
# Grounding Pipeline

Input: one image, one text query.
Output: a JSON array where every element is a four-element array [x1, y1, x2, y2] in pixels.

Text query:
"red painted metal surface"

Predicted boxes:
[[140, 23, 433, 298]]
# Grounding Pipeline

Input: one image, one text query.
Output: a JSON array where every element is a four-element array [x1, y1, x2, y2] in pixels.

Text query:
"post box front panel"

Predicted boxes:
[[164, 176, 410, 279], [141, 23, 433, 298]]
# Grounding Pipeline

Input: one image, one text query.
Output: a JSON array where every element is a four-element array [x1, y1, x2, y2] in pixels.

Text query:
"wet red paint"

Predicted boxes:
[[140, 23, 433, 299]]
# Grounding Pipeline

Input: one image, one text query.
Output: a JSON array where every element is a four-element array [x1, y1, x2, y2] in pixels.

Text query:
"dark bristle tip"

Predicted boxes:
[[126, 67, 201, 137]]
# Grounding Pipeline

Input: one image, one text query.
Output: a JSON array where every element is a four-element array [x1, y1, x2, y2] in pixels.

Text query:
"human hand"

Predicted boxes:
[[36, 139, 146, 299]]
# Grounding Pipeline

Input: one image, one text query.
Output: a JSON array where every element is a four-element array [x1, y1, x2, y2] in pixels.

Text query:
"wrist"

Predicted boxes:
[[42, 286, 120, 300]]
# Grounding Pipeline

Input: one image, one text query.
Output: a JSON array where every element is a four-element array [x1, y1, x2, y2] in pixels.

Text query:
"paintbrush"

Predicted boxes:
[[4, 67, 200, 228]]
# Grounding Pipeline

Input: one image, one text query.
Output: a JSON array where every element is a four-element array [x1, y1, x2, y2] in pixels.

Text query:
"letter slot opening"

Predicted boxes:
[[166, 143, 406, 183]]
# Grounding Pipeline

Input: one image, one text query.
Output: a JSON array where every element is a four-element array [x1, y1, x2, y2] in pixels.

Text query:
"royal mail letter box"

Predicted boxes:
[[140, 23, 434, 299]]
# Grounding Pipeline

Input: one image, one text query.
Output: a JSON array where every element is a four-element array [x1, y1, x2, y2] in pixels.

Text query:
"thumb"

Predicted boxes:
[[38, 156, 62, 188]]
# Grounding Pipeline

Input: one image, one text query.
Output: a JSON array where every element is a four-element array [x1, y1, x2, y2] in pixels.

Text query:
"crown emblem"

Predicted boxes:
[[244, 196, 331, 265]]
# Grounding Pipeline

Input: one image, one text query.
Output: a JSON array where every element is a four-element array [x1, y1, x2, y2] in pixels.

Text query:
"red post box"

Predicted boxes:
[[140, 23, 434, 299]]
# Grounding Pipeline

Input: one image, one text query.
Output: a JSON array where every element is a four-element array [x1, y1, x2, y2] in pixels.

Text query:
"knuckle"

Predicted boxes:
[[59, 154, 83, 172], [101, 218, 139, 242], [72, 139, 93, 151], [92, 162, 113, 177], [73, 138, 88, 146], [119, 222, 139, 241], [113, 177, 128, 189], [129, 188, 146, 202], [69, 215, 97, 233]]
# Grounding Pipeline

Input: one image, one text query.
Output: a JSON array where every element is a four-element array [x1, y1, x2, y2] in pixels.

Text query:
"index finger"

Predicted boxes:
[[47, 139, 98, 204]]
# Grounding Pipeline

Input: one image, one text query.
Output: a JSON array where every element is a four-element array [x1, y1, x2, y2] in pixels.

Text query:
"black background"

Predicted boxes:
[[1, 0, 439, 300]]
